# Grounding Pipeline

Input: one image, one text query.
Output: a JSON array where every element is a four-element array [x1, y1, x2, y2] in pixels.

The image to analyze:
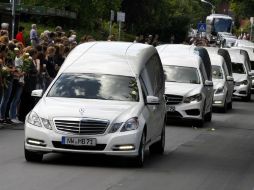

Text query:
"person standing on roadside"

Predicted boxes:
[[30, 24, 39, 47], [16, 26, 25, 46], [9, 47, 24, 124]]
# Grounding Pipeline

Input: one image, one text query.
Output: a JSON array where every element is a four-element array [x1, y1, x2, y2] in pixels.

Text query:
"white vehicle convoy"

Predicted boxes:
[[232, 46, 254, 90], [226, 49, 252, 101], [157, 45, 214, 127], [205, 47, 234, 112], [24, 42, 166, 166]]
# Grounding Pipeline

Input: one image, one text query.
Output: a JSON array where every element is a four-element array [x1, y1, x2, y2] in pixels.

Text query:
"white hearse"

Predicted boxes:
[[226, 48, 252, 101], [157, 45, 213, 127], [24, 42, 166, 166], [205, 47, 234, 112], [232, 46, 254, 90]]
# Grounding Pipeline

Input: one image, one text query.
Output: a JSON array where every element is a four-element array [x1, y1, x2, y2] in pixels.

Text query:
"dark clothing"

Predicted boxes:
[[44, 57, 56, 78], [54, 55, 65, 67]]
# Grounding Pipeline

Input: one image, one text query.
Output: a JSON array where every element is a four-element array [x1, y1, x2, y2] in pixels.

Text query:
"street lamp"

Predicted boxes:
[[201, 0, 215, 14]]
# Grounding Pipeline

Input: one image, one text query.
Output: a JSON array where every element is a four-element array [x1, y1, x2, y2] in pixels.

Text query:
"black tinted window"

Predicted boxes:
[[232, 62, 246, 74], [47, 74, 139, 101]]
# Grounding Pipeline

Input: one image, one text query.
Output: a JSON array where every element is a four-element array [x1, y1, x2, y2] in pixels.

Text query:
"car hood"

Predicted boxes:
[[33, 97, 140, 122], [233, 73, 247, 82], [165, 82, 202, 96], [213, 79, 225, 89]]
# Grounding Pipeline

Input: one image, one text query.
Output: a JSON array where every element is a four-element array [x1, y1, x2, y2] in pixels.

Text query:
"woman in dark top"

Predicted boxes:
[[44, 46, 56, 80]]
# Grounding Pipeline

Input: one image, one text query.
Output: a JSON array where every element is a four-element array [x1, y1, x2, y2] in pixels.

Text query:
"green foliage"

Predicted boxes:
[[20, 0, 250, 42]]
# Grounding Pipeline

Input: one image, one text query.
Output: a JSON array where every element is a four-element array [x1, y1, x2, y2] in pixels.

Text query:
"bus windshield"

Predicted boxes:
[[213, 18, 232, 33]]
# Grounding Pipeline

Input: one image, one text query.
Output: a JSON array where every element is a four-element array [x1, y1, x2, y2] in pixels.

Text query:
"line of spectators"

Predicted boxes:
[[0, 23, 97, 125]]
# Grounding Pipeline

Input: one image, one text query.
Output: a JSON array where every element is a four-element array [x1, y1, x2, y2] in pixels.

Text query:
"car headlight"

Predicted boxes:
[[41, 118, 53, 130], [121, 117, 139, 132], [27, 111, 42, 127], [108, 122, 123, 133], [215, 86, 224, 94], [183, 93, 202, 103]]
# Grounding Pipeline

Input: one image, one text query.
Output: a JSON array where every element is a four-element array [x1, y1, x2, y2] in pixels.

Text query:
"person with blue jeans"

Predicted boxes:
[[0, 79, 13, 124], [9, 48, 24, 124]]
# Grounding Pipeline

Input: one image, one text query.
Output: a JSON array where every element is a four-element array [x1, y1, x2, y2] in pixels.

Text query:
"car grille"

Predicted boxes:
[[54, 119, 109, 135], [166, 111, 183, 119], [165, 94, 183, 105]]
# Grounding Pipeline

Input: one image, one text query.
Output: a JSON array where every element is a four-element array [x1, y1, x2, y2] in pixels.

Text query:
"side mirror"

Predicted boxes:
[[31, 89, 43, 98], [146, 96, 160, 105], [226, 76, 234, 81], [205, 80, 213, 87]]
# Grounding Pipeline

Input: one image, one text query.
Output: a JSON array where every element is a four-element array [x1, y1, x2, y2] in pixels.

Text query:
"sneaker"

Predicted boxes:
[[4, 119, 14, 125], [11, 119, 23, 124]]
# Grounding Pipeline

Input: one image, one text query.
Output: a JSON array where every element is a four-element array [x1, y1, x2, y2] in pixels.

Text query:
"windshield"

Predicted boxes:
[[213, 18, 232, 33], [250, 61, 254, 70], [232, 62, 246, 74], [212, 65, 224, 79], [163, 65, 200, 84], [47, 73, 139, 101]]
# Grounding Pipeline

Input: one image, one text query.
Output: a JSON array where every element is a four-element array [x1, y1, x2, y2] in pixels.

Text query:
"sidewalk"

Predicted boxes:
[[0, 123, 24, 130]]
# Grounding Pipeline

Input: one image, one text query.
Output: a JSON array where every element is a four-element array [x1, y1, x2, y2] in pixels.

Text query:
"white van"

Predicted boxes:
[[205, 47, 234, 112], [226, 48, 252, 101], [157, 45, 214, 127], [24, 42, 166, 167]]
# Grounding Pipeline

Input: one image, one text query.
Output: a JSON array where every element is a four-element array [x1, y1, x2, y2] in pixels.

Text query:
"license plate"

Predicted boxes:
[[62, 137, 96, 146], [167, 106, 175, 112]]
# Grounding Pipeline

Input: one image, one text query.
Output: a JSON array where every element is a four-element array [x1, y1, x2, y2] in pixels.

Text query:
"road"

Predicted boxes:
[[0, 96, 254, 190]]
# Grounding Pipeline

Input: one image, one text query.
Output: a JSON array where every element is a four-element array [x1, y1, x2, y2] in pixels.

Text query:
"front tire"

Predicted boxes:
[[134, 132, 146, 167], [25, 148, 43, 162], [243, 91, 251, 102], [149, 125, 165, 155], [227, 101, 232, 110]]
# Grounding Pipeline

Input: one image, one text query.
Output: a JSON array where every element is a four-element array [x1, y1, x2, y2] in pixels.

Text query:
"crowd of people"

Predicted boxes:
[[0, 23, 161, 125], [0, 23, 94, 125]]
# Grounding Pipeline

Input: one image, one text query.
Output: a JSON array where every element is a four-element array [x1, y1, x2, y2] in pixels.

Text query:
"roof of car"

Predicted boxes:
[[159, 54, 201, 68], [232, 46, 254, 60], [209, 54, 224, 67], [59, 41, 157, 77], [156, 44, 194, 57], [205, 47, 219, 55], [224, 48, 245, 63]]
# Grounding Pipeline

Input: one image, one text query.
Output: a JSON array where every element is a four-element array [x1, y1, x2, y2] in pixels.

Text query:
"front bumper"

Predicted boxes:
[[25, 122, 143, 157], [166, 101, 203, 120], [233, 84, 249, 97]]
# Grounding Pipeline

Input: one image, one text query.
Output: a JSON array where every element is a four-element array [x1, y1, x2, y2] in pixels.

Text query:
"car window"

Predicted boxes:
[[232, 62, 246, 74], [251, 61, 254, 70], [212, 65, 224, 79], [47, 73, 139, 102], [164, 65, 200, 84]]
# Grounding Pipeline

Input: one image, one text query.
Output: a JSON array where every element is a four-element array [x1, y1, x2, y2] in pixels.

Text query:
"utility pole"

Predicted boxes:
[[11, 0, 15, 40]]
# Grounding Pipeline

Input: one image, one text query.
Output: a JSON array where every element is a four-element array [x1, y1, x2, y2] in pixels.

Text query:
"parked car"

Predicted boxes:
[[226, 48, 252, 101], [24, 42, 166, 167], [157, 44, 213, 127], [205, 47, 234, 112]]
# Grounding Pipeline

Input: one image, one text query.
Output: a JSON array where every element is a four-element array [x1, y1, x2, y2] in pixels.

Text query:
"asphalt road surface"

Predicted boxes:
[[0, 96, 254, 190]]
